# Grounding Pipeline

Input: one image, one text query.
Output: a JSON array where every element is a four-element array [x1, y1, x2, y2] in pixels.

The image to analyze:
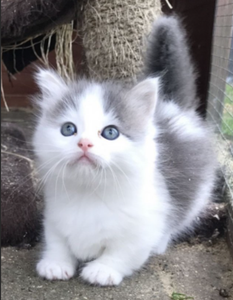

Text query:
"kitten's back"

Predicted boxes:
[[156, 105, 216, 233]]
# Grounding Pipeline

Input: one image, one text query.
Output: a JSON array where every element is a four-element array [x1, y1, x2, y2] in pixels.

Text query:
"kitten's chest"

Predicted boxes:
[[45, 180, 159, 260], [46, 191, 128, 260]]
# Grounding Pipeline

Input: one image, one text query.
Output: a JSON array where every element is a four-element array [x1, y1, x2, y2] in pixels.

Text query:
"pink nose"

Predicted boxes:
[[78, 138, 94, 152]]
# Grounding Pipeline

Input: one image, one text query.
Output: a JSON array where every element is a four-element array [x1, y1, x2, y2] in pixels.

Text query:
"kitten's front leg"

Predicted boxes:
[[80, 242, 151, 286], [37, 222, 77, 280]]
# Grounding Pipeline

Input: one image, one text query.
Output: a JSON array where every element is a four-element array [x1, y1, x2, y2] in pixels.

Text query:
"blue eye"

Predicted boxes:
[[61, 122, 77, 136], [101, 126, 119, 140]]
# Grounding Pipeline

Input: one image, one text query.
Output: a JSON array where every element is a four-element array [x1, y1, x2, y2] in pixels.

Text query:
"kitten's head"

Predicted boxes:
[[33, 69, 159, 181]]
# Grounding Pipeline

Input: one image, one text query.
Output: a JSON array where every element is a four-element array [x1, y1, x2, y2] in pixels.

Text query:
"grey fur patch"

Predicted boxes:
[[46, 79, 94, 121], [144, 16, 198, 110], [50, 94, 77, 118], [102, 81, 156, 140], [145, 16, 217, 233], [156, 108, 217, 231]]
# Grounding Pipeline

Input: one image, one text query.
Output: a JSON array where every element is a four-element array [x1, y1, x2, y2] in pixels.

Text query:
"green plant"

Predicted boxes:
[[171, 292, 194, 300]]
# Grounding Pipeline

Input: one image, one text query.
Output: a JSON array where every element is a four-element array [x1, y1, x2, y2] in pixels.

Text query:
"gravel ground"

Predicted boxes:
[[1, 238, 233, 300]]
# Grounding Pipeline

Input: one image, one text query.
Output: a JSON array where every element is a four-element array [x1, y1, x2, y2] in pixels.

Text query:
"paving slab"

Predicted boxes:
[[1, 239, 233, 300]]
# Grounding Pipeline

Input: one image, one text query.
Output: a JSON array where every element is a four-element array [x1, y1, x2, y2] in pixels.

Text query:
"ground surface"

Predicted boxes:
[[1, 238, 233, 300]]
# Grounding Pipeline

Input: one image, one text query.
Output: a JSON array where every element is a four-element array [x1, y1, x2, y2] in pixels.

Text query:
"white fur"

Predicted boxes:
[[33, 71, 212, 286], [156, 101, 205, 139]]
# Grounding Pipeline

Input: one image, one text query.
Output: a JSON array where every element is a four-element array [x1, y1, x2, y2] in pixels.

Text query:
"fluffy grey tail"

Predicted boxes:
[[145, 16, 198, 109]]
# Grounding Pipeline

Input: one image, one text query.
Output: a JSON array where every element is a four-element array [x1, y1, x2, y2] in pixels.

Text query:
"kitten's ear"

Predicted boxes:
[[35, 68, 67, 96], [127, 78, 159, 117]]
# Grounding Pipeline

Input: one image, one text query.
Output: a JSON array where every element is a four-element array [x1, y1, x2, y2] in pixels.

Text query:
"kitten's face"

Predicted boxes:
[[33, 69, 159, 179]]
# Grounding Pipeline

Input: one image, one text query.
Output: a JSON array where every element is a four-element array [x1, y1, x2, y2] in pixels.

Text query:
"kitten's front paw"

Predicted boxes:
[[80, 261, 123, 286], [37, 259, 75, 280]]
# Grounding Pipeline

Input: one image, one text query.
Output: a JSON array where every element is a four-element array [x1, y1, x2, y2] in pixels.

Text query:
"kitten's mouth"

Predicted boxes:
[[70, 153, 97, 166]]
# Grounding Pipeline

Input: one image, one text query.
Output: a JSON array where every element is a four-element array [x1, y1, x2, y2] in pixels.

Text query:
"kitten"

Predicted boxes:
[[33, 16, 217, 286]]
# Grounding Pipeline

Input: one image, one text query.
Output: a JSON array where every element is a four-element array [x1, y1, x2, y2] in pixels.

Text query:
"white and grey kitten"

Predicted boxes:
[[33, 17, 217, 286]]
